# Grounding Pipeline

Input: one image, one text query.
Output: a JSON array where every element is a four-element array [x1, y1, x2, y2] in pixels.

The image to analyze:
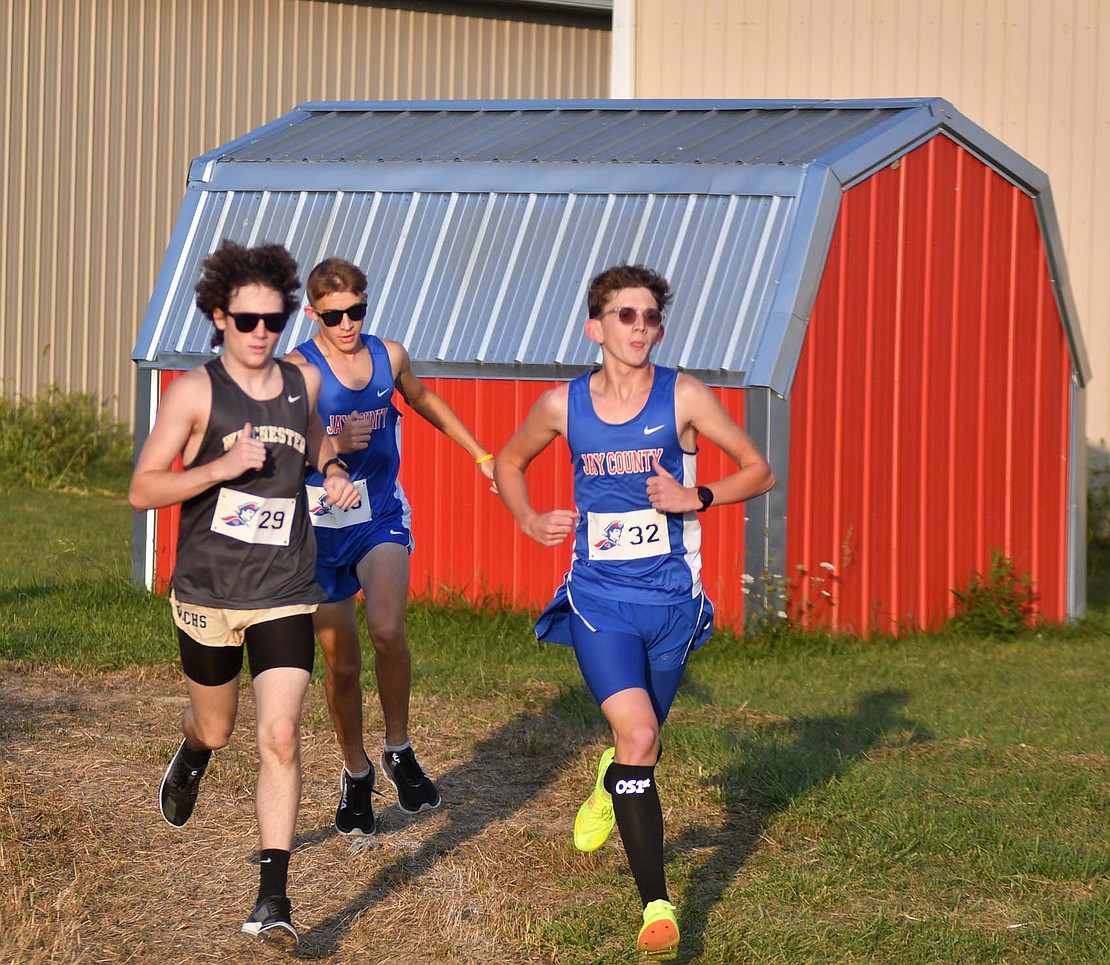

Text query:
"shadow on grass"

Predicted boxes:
[[0, 583, 59, 607], [294, 684, 603, 958], [670, 689, 931, 963]]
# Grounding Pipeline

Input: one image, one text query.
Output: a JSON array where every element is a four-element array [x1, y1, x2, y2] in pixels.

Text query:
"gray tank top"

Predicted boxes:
[[171, 358, 325, 609]]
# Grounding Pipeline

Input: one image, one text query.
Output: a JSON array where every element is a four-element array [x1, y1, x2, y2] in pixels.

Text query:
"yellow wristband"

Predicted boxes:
[[475, 453, 494, 465]]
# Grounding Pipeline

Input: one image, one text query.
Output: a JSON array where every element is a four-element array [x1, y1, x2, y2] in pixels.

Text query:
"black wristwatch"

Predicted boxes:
[[321, 456, 349, 476], [696, 485, 714, 513]]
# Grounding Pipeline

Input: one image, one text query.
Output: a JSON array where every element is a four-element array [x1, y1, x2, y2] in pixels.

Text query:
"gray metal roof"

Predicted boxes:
[[134, 98, 1089, 392]]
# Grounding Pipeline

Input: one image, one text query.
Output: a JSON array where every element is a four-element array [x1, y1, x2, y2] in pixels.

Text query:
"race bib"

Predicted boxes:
[[587, 507, 671, 561], [305, 478, 372, 529], [210, 488, 297, 546]]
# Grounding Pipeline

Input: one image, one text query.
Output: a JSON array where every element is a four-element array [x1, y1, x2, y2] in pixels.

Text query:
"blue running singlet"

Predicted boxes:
[[565, 364, 703, 602], [535, 365, 712, 647], [294, 334, 412, 573]]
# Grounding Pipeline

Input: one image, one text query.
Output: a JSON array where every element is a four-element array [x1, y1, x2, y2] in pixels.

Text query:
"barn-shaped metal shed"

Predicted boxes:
[[132, 98, 1090, 633]]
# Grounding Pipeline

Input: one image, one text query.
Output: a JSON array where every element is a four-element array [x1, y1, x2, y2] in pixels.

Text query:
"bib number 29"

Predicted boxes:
[[211, 488, 297, 546]]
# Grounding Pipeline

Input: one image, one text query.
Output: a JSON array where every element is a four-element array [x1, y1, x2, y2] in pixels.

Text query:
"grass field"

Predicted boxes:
[[1, 485, 1108, 964]]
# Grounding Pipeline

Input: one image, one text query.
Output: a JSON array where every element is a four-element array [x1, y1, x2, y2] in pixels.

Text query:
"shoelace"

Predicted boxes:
[[342, 772, 376, 808], [391, 753, 427, 788], [173, 760, 205, 792]]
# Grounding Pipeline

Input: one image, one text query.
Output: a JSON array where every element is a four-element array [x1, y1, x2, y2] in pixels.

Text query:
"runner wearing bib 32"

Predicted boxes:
[[495, 264, 775, 961]]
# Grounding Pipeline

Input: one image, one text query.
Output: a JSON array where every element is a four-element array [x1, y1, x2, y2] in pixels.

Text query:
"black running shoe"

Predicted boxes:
[[159, 739, 208, 828], [335, 764, 377, 835], [241, 895, 298, 947], [381, 746, 441, 814]]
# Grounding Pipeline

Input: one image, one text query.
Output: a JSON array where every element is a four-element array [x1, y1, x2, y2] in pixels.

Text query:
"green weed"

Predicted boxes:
[[1089, 462, 1110, 545], [946, 549, 1038, 639], [0, 386, 132, 493]]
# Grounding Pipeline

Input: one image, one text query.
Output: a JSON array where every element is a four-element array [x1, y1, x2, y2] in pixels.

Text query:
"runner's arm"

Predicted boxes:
[[302, 365, 361, 510], [128, 372, 264, 510], [493, 386, 578, 546], [390, 340, 496, 482], [646, 376, 775, 514]]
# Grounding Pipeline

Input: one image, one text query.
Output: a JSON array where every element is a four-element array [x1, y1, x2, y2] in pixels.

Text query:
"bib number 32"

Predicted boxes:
[[587, 507, 671, 561]]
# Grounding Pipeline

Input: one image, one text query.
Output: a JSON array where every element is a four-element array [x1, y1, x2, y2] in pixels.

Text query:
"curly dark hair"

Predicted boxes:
[[586, 264, 672, 320], [195, 239, 302, 347]]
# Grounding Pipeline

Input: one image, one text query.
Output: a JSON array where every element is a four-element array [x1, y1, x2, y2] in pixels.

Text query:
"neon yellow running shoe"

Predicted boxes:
[[572, 746, 615, 852], [637, 899, 679, 959]]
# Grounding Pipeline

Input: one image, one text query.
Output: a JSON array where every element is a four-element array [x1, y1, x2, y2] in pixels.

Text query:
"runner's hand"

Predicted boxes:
[[477, 455, 499, 494], [336, 410, 372, 452], [646, 457, 699, 513], [219, 422, 267, 479], [322, 472, 360, 510], [524, 509, 579, 547]]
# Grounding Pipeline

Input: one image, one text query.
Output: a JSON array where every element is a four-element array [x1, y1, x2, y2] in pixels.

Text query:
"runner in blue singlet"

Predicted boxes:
[[286, 257, 496, 835], [495, 264, 775, 960]]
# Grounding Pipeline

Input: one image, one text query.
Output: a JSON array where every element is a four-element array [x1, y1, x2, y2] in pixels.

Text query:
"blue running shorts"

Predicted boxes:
[[313, 514, 413, 603], [537, 581, 714, 723]]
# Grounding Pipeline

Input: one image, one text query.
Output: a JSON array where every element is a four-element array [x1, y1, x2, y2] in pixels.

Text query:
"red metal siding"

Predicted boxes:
[[788, 134, 1071, 633], [403, 378, 572, 611], [149, 375, 752, 630]]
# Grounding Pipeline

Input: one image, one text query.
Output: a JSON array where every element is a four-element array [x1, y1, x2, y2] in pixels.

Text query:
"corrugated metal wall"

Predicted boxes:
[[635, 0, 1109, 460], [152, 373, 755, 630], [787, 136, 1071, 633], [0, 0, 609, 421]]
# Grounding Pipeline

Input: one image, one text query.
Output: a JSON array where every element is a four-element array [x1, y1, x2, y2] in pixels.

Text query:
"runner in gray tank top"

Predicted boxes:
[[129, 240, 359, 947]]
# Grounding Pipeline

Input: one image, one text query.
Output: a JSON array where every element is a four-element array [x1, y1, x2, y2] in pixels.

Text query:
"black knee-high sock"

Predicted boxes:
[[257, 849, 290, 902], [181, 743, 211, 769], [607, 761, 668, 906]]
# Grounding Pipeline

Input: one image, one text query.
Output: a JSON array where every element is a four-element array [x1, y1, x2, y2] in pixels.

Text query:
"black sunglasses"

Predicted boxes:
[[602, 306, 664, 327], [226, 311, 290, 334], [315, 302, 369, 327]]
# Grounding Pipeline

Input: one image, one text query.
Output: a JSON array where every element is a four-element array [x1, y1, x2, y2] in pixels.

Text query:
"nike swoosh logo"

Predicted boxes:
[[259, 858, 272, 864], [389, 529, 405, 536], [377, 387, 391, 397], [287, 394, 302, 404], [643, 424, 665, 435]]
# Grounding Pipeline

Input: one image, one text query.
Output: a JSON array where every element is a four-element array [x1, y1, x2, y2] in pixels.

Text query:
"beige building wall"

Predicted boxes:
[[634, 0, 1110, 458], [0, 0, 609, 424]]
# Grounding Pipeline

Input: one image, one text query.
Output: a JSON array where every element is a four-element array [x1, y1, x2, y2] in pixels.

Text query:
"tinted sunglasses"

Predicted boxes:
[[227, 311, 290, 334], [315, 302, 369, 327], [602, 306, 664, 327]]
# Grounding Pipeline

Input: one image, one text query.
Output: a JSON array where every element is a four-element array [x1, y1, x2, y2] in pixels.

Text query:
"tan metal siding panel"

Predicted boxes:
[[1, 1, 20, 396], [636, 0, 1110, 454], [0, 0, 608, 424]]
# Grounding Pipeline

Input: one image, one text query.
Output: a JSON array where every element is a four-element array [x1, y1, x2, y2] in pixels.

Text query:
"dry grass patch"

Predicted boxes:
[[0, 665, 677, 964]]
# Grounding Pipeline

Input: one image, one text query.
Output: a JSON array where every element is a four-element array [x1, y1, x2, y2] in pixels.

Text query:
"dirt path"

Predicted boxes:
[[0, 664, 613, 964]]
